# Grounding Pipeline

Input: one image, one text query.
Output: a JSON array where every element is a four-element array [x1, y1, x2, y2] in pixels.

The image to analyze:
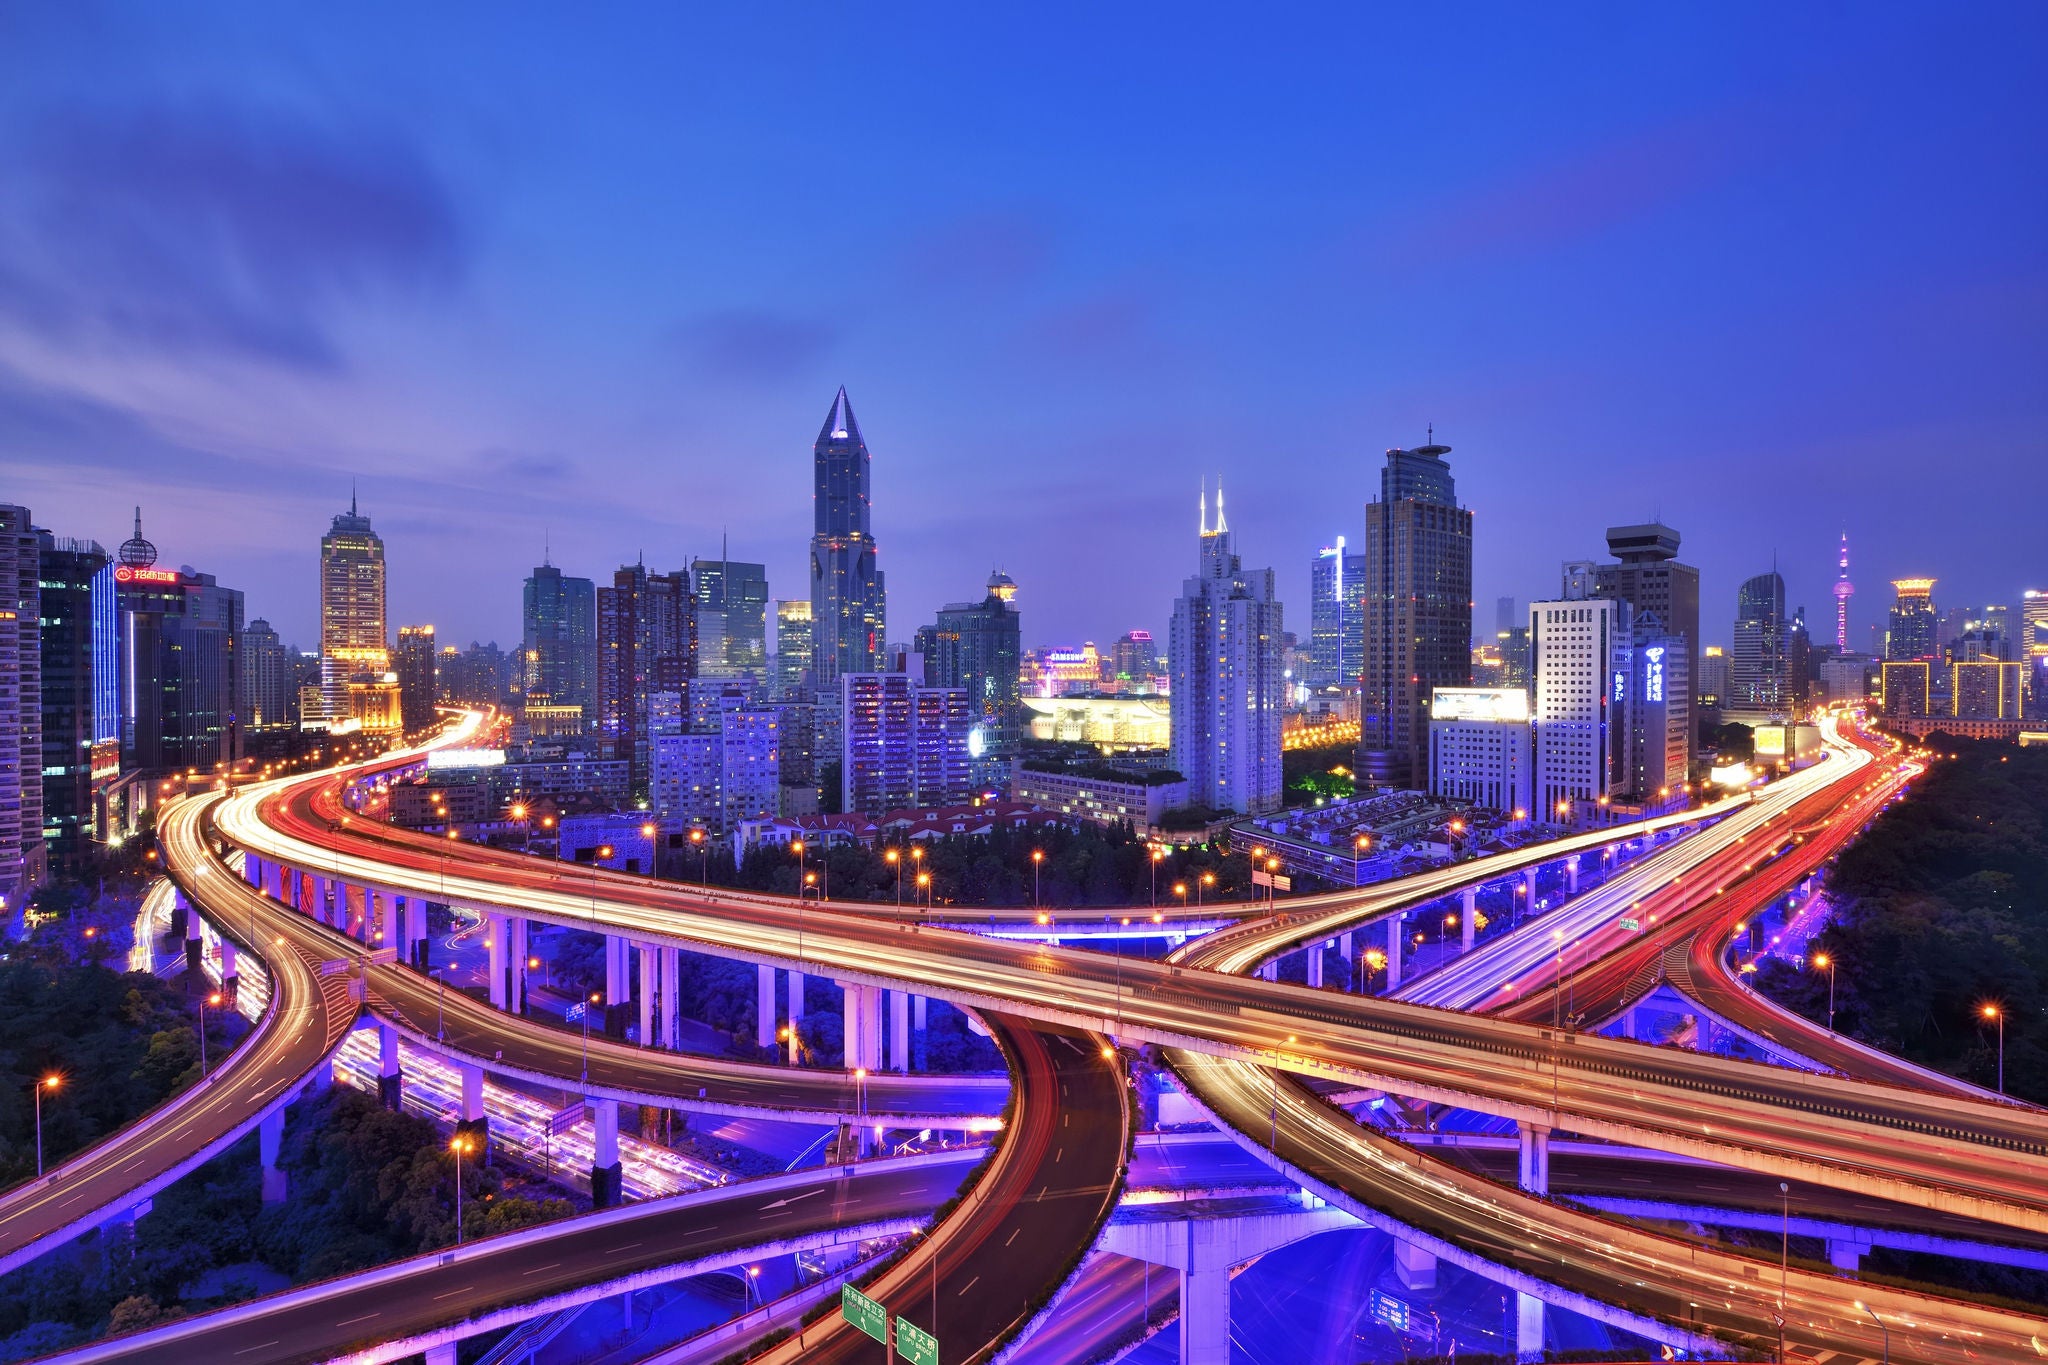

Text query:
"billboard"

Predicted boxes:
[[1429, 687, 1530, 724]]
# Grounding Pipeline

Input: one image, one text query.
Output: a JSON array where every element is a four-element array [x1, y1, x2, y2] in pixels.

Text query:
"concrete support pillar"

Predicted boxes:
[[1181, 1259, 1230, 1365], [1620, 1007, 1637, 1039], [259, 1108, 287, 1204], [1393, 1238, 1438, 1291], [1516, 1291, 1546, 1361], [487, 913, 509, 1010], [756, 964, 776, 1049], [606, 938, 632, 1036], [790, 969, 806, 1020], [457, 1062, 489, 1162], [912, 995, 928, 1070], [306, 874, 326, 922], [245, 853, 263, 887], [406, 897, 429, 970], [184, 902, 203, 973], [1566, 855, 1581, 894], [1305, 943, 1324, 989], [1517, 1122, 1551, 1196], [1828, 1238, 1865, 1276], [378, 1024, 403, 1110], [1339, 931, 1353, 961], [1523, 867, 1538, 908], [637, 944, 655, 1044], [590, 1098, 623, 1208], [507, 918, 528, 1015], [890, 989, 910, 1073], [219, 939, 238, 1001], [1385, 913, 1404, 989], [1259, 960, 1277, 983], [379, 892, 399, 954], [659, 947, 680, 1049], [1462, 888, 1477, 951], [840, 983, 883, 1072]]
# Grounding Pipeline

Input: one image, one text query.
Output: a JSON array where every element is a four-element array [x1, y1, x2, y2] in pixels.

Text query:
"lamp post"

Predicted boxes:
[[886, 848, 902, 906], [431, 966, 447, 1042], [581, 991, 601, 1083], [916, 871, 931, 920], [1353, 834, 1369, 886], [1982, 1003, 2004, 1094], [33, 1074, 60, 1176], [1172, 882, 1187, 928], [1266, 857, 1281, 907], [1031, 849, 1043, 909], [689, 827, 708, 885], [1149, 847, 1164, 907], [1778, 1180, 1791, 1365], [450, 1134, 473, 1245], [640, 822, 659, 879], [1813, 952, 1836, 1035], [1199, 871, 1215, 909], [591, 845, 613, 929], [197, 990, 223, 1076], [1855, 1300, 1888, 1365]]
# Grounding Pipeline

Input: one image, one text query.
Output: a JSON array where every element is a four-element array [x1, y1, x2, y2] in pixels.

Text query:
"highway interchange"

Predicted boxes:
[[18, 707, 2048, 1363]]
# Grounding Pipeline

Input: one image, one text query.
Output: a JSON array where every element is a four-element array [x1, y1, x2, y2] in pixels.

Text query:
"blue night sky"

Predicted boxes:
[[4, 5, 2044, 655]]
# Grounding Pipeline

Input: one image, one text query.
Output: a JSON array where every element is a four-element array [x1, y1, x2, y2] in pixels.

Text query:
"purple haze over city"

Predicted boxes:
[[3, 5, 2044, 653]]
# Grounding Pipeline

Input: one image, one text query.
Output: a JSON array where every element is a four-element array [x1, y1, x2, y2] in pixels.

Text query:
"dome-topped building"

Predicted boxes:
[[117, 507, 158, 569]]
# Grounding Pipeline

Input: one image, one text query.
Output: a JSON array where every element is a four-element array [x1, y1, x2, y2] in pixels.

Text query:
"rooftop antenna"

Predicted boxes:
[[1199, 477, 1208, 536], [350, 479, 358, 517], [543, 528, 551, 568], [1215, 478, 1228, 534]]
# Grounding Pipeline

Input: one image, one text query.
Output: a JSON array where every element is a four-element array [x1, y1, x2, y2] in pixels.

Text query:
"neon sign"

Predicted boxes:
[[114, 565, 181, 585], [1645, 646, 1665, 703]]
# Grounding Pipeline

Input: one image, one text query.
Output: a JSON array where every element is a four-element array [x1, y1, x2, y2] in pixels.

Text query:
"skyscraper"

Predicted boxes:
[[597, 564, 696, 796], [1833, 533, 1854, 652], [692, 551, 769, 677], [395, 625, 439, 732], [774, 600, 814, 699], [1591, 523, 1700, 770], [240, 619, 294, 731], [36, 529, 112, 877], [2024, 590, 2048, 714], [1529, 597, 1630, 820], [1359, 439, 1473, 787], [808, 388, 886, 685], [522, 562, 597, 728], [1886, 578, 1938, 661], [0, 504, 45, 909], [1308, 540, 1366, 691], [165, 570, 244, 766], [840, 670, 972, 813], [319, 495, 388, 723], [1169, 485, 1284, 815], [1730, 571, 1788, 711], [914, 570, 1023, 785]]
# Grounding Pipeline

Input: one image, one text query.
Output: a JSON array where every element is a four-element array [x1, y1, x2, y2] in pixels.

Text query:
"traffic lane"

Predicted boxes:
[[784, 1019, 1129, 1365], [1165, 1051, 2043, 1365], [367, 966, 1010, 1123], [0, 800, 343, 1268], [224, 788, 2048, 1213], [78, 1160, 975, 1365], [1012, 1253, 1175, 1365]]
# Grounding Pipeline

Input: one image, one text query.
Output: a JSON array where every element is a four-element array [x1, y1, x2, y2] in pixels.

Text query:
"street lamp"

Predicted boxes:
[[1982, 1003, 2004, 1094], [1199, 871, 1215, 908], [1265, 857, 1281, 907], [450, 1134, 474, 1245], [1855, 1300, 1888, 1365], [1353, 834, 1369, 885], [886, 847, 902, 906], [689, 827, 709, 885], [916, 871, 931, 918], [33, 1074, 60, 1176], [581, 991, 601, 1083], [640, 822, 658, 878], [197, 990, 223, 1076], [1031, 849, 1043, 908], [1149, 847, 1165, 907], [791, 840, 808, 960], [1812, 952, 1836, 1035]]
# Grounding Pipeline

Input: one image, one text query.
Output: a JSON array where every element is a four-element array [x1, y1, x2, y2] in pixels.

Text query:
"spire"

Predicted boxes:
[[351, 479, 358, 517], [1199, 478, 1208, 536], [818, 386, 860, 445], [1214, 479, 1228, 534], [118, 506, 158, 569]]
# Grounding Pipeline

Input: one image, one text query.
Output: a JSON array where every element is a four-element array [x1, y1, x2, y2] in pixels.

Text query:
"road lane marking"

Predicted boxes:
[[432, 1286, 474, 1299], [233, 1343, 281, 1354], [605, 1243, 642, 1255], [335, 1313, 380, 1326], [957, 1276, 980, 1296]]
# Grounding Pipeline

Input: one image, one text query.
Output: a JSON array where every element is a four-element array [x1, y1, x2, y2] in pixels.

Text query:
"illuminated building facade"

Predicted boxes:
[[915, 570, 1022, 787], [318, 495, 388, 723], [1427, 686, 1532, 816], [692, 553, 769, 678], [1886, 578, 1938, 661], [240, 619, 294, 732], [774, 600, 814, 700], [0, 504, 44, 908], [36, 530, 112, 876], [1591, 522, 1699, 768], [1529, 597, 1630, 819], [808, 388, 886, 685], [1951, 661, 2024, 720], [1169, 484, 1284, 814], [522, 562, 596, 730], [395, 625, 438, 732], [1022, 643, 1103, 697], [1359, 440, 1473, 788], [1308, 539, 1366, 691], [1833, 532, 1854, 651], [840, 670, 971, 814], [1880, 661, 1930, 719], [597, 563, 696, 796], [1730, 571, 1788, 711]]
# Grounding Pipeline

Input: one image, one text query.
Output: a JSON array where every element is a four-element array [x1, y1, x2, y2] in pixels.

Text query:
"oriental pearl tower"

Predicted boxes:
[[1833, 531, 1854, 651]]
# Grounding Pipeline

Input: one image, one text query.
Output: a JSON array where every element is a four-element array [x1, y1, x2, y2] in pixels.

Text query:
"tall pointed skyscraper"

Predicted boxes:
[[319, 492, 388, 723], [1169, 483, 1284, 814], [1359, 439, 1473, 788], [808, 387, 885, 684]]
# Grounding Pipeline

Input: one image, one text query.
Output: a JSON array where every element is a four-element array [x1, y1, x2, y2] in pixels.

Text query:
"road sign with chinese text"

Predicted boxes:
[[896, 1317, 939, 1365], [841, 1284, 887, 1345]]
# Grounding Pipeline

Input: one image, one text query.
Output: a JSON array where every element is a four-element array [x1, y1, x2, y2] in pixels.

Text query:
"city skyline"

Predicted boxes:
[[5, 9, 2044, 651]]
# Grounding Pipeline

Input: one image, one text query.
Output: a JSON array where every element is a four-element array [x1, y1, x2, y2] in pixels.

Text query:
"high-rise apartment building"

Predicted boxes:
[[36, 530, 112, 877], [692, 553, 769, 678], [597, 564, 696, 796], [1168, 486, 1284, 815], [239, 619, 294, 731], [1529, 597, 1631, 820], [1308, 540, 1367, 691], [1951, 661, 2024, 720], [1107, 630, 1157, 688], [1591, 522, 1700, 767], [522, 562, 597, 729], [774, 600, 814, 700], [1697, 646, 1729, 707], [1359, 440, 1473, 788], [0, 505, 45, 908], [395, 625, 439, 732], [914, 570, 1022, 786], [840, 670, 971, 813], [2025, 590, 2048, 714], [808, 388, 885, 685], [1495, 596, 1518, 636], [1428, 686, 1532, 816], [319, 496, 388, 723], [1730, 571, 1788, 711], [1886, 578, 1937, 661]]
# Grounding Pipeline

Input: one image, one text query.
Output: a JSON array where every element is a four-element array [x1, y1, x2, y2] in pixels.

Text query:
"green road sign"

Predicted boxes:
[[896, 1317, 940, 1365], [840, 1285, 887, 1345], [1619, 917, 1641, 931]]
